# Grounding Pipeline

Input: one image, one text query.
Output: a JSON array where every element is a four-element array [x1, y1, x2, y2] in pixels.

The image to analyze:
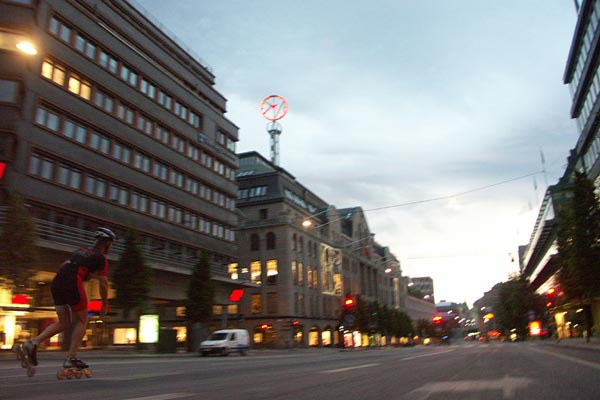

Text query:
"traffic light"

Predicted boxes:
[[0, 162, 6, 180], [291, 319, 299, 327], [433, 315, 443, 325], [546, 288, 556, 308], [344, 295, 355, 309]]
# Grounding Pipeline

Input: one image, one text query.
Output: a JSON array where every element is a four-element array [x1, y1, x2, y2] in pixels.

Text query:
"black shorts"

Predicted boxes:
[[51, 278, 87, 311]]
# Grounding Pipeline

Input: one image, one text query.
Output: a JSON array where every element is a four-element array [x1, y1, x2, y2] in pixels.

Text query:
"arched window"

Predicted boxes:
[[299, 236, 304, 253], [292, 234, 297, 251], [266, 232, 276, 249], [250, 233, 260, 251]]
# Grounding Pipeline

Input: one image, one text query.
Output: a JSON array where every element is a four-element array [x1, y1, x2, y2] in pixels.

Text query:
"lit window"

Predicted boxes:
[[251, 261, 262, 285], [266, 260, 278, 285]]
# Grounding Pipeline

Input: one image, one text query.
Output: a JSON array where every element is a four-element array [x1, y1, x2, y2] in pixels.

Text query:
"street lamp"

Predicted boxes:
[[0, 30, 38, 55]]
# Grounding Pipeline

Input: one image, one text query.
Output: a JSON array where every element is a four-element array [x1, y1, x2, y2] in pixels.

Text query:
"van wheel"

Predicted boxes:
[[222, 349, 229, 356], [240, 349, 247, 356]]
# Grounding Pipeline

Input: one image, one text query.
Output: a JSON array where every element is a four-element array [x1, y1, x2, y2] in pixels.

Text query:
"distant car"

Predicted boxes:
[[199, 329, 250, 356]]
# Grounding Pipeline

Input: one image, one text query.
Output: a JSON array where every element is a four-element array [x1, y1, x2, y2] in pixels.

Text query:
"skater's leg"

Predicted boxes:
[[67, 308, 88, 358], [25, 305, 71, 365], [33, 305, 72, 343]]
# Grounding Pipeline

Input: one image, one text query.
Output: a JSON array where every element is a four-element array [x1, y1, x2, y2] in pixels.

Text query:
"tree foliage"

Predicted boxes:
[[111, 231, 151, 319], [493, 276, 542, 338], [185, 250, 214, 324], [0, 192, 37, 291], [556, 171, 600, 303]]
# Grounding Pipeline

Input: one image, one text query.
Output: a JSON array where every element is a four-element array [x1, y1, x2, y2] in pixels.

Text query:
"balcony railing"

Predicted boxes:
[[0, 207, 245, 282]]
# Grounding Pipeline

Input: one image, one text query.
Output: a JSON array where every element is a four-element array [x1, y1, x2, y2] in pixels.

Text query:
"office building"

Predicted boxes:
[[235, 151, 401, 348], [0, 0, 244, 349]]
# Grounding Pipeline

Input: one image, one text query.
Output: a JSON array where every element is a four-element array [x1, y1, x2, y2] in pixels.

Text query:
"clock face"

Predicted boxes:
[[260, 95, 288, 121]]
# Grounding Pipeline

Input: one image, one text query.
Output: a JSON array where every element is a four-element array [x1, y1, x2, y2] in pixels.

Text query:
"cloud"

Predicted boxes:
[[138, 0, 578, 305]]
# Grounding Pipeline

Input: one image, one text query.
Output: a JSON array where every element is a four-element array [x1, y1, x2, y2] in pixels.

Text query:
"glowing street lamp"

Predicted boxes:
[[16, 40, 37, 55], [0, 30, 38, 55]]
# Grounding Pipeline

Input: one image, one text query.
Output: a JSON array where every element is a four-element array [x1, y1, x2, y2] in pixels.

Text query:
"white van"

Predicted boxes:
[[199, 329, 250, 356]]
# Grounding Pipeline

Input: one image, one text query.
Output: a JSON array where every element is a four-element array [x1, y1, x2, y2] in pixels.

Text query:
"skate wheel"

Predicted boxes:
[[27, 367, 35, 377], [83, 369, 93, 378], [57, 370, 67, 380], [74, 369, 83, 379], [65, 369, 75, 379]]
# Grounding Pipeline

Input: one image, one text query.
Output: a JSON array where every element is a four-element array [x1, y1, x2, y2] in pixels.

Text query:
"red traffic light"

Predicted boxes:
[[433, 315, 443, 324], [292, 320, 299, 326], [0, 162, 6, 180], [344, 296, 355, 308], [547, 288, 555, 296]]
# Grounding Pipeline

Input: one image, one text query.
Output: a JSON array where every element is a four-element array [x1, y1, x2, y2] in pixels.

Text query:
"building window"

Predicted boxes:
[[0, 80, 19, 103], [152, 161, 168, 180], [34, 107, 60, 131], [68, 74, 91, 100], [93, 90, 114, 113], [291, 261, 297, 285], [266, 260, 278, 285], [250, 261, 261, 285], [85, 174, 107, 197], [250, 234, 260, 251], [228, 263, 238, 280], [29, 154, 54, 180], [251, 294, 262, 314], [298, 262, 304, 286], [63, 120, 87, 144], [266, 232, 276, 250], [41, 59, 66, 86], [267, 292, 278, 314], [134, 153, 151, 173], [57, 164, 81, 189]]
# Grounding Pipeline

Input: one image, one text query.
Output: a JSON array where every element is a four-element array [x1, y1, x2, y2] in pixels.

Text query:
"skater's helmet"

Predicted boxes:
[[94, 227, 117, 242]]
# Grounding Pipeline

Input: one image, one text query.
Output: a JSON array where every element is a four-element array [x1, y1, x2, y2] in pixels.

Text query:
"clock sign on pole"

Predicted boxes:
[[260, 95, 288, 166]]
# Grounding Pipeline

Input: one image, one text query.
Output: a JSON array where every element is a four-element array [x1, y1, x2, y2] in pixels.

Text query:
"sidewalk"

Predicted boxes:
[[545, 336, 600, 352]]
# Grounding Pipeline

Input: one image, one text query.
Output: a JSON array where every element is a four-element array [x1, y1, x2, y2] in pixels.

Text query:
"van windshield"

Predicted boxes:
[[208, 332, 228, 341]]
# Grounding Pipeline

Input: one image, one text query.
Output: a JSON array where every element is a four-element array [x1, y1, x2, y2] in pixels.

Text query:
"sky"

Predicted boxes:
[[137, 0, 579, 307]]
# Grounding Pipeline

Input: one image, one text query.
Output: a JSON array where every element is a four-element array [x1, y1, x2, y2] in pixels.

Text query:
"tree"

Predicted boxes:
[[493, 276, 541, 340], [0, 192, 37, 291], [414, 318, 435, 338], [185, 250, 214, 350], [111, 231, 151, 320], [556, 171, 600, 340]]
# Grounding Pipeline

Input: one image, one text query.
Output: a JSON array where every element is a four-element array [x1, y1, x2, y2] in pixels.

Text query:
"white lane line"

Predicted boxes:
[[122, 394, 193, 400], [100, 371, 184, 381], [405, 376, 532, 400], [530, 346, 600, 370], [402, 348, 455, 360], [321, 363, 380, 374]]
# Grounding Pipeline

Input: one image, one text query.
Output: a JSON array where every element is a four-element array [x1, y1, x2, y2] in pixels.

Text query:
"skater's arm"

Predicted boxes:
[[98, 275, 108, 317]]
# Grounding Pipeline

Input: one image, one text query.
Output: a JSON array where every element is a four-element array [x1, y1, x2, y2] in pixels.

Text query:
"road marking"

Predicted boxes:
[[401, 348, 455, 360], [405, 375, 531, 400], [102, 371, 184, 381], [320, 363, 380, 374], [122, 394, 193, 400], [530, 346, 600, 370]]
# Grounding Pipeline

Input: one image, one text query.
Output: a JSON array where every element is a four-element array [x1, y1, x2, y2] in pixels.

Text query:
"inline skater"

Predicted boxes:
[[21, 227, 116, 370]]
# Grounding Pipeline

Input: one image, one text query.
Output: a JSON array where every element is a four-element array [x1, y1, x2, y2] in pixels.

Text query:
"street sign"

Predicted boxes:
[[344, 314, 355, 326]]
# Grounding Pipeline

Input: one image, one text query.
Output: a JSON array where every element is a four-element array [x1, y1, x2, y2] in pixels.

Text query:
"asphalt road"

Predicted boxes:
[[1, 341, 599, 400]]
